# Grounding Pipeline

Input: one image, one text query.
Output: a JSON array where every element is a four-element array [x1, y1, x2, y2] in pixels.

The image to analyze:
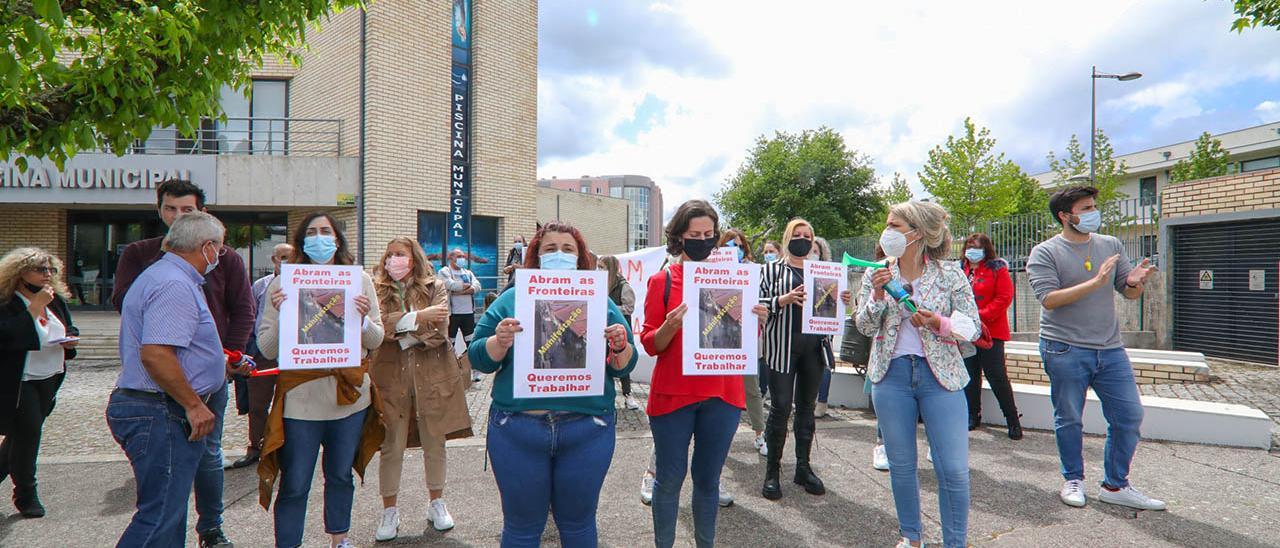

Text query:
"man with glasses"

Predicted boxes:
[[112, 179, 254, 548], [108, 212, 235, 547]]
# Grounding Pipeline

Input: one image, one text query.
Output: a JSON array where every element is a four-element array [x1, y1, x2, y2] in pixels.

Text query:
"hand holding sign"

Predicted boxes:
[[663, 303, 689, 331], [780, 284, 806, 306]]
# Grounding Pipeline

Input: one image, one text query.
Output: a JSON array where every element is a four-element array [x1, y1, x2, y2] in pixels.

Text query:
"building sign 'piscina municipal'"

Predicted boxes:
[[0, 154, 216, 205], [449, 0, 472, 255]]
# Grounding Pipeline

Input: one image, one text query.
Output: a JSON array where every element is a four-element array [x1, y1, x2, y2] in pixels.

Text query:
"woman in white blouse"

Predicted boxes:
[[0, 247, 78, 519]]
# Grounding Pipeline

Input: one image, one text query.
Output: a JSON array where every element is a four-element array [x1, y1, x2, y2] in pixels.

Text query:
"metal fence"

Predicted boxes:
[[124, 117, 344, 157]]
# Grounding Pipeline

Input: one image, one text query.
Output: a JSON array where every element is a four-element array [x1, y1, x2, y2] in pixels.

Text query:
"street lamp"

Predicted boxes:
[[1091, 66, 1142, 183]]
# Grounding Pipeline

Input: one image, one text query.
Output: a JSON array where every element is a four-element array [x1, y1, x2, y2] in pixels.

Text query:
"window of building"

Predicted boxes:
[[1139, 176, 1157, 206], [622, 186, 651, 250], [250, 80, 288, 155], [1241, 155, 1280, 173], [610, 186, 622, 198]]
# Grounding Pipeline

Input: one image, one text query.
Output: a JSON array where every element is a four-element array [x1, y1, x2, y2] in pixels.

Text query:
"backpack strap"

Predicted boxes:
[[663, 268, 672, 308]]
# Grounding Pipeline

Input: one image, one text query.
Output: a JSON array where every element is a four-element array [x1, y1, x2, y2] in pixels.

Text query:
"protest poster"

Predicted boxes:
[[277, 264, 364, 370], [512, 269, 608, 398], [706, 246, 738, 264], [682, 261, 760, 375], [802, 260, 847, 335]]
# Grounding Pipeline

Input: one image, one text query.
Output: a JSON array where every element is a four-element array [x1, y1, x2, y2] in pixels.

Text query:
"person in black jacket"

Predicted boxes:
[[0, 247, 77, 518]]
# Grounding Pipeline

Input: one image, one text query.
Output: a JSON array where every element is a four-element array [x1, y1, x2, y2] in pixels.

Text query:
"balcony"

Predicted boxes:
[[129, 117, 343, 157]]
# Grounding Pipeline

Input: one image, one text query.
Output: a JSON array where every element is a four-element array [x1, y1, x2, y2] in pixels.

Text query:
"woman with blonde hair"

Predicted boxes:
[[0, 248, 78, 518], [369, 237, 473, 540], [855, 201, 981, 548]]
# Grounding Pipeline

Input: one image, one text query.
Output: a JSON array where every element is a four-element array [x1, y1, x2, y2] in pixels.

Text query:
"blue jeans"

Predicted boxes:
[[1039, 338, 1144, 488], [487, 410, 616, 548], [106, 389, 206, 548], [649, 398, 740, 548], [195, 382, 228, 534], [872, 356, 969, 548], [274, 408, 368, 548], [817, 366, 832, 404]]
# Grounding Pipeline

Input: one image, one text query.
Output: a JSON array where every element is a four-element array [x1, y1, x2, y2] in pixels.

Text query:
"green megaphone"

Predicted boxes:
[[842, 253, 887, 270], [842, 253, 917, 313]]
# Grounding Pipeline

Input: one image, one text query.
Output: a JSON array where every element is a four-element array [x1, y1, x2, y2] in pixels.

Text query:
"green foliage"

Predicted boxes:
[[0, 0, 364, 167], [715, 127, 881, 242], [1170, 132, 1230, 183], [1044, 131, 1130, 223], [881, 172, 914, 205], [225, 224, 272, 250], [1011, 171, 1049, 216], [918, 117, 1029, 233], [1231, 0, 1280, 32]]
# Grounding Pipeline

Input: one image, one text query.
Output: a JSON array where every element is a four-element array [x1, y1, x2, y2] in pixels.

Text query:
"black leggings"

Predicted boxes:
[[0, 373, 64, 493], [963, 339, 1019, 422], [766, 335, 825, 460]]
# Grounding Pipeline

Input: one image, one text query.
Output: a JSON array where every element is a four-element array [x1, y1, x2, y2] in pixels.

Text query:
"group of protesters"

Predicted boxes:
[[0, 178, 1163, 548]]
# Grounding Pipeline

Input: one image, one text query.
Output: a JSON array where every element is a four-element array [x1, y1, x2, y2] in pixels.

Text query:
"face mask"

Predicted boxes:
[[787, 238, 813, 258], [202, 241, 221, 275], [514, 242, 524, 252], [1072, 210, 1102, 234], [303, 235, 338, 264], [763, 252, 778, 263], [539, 251, 578, 271], [964, 248, 985, 263], [682, 237, 717, 262], [384, 256, 412, 281], [456, 258, 469, 269], [22, 282, 44, 294], [879, 228, 917, 258]]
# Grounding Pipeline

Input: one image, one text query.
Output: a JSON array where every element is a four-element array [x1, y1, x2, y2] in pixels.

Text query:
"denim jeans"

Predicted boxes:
[[195, 382, 228, 534], [1039, 338, 1144, 488], [872, 356, 970, 548], [817, 366, 832, 404], [107, 389, 206, 548], [487, 410, 616, 548], [649, 398, 740, 548], [274, 408, 368, 548]]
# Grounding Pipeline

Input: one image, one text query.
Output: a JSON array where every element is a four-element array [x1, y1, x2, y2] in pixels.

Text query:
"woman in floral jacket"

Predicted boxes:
[[855, 201, 981, 548]]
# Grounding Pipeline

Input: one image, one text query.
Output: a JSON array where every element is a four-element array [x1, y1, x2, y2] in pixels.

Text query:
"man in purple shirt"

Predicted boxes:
[[112, 180, 254, 548], [108, 212, 229, 547]]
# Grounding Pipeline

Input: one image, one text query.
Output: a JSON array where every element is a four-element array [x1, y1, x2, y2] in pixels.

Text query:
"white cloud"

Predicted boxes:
[[1258, 100, 1279, 115]]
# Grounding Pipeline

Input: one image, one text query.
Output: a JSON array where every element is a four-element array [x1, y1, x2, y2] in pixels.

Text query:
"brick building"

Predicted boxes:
[[0, 0, 538, 310]]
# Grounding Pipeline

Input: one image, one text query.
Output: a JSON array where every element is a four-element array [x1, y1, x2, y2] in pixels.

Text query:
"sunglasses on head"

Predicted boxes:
[[30, 266, 58, 275]]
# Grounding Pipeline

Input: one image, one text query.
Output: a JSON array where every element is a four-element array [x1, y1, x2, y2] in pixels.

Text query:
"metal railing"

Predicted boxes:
[[126, 117, 343, 157]]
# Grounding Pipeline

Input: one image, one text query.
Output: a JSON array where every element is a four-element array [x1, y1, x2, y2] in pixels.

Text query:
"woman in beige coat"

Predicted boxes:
[[369, 237, 474, 541]]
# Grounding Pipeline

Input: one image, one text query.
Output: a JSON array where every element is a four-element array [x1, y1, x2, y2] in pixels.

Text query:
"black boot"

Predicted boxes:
[[1007, 414, 1024, 441], [968, 413, 981, 431], [761, 428, 784, 500], [793, 427, 826, 495], [14, 487, 44, 518]]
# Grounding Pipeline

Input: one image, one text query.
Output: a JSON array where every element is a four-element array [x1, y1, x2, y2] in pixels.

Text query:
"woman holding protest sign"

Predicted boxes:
[[642, 200, 769, 548], [855, 201, 981, 548], [369, 237, 473, 541], [758, 219, 850, 501], [468, 221, 637, 548], [256, 212, 385, 548]]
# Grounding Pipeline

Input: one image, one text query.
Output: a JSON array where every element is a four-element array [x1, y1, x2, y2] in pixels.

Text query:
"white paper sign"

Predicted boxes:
[[802, 260, 847, 335], [681, 261, 761, 375], [277, 264, 363, 370], [706, 246, 738, 264], [512, 269, 608, 398]]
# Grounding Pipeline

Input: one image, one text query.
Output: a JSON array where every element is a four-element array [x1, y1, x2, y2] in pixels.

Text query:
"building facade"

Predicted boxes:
[[534, 187, 630, 256], [538, 174, 664, 251], [0, 0, 538, 309]]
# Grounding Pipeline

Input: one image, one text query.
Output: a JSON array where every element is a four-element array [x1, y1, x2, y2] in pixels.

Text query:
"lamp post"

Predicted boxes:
[[1091, 66, 1142, 183]]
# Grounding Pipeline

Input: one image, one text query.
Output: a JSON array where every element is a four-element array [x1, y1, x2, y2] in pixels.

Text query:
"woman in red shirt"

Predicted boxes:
[[961, 233, 1022, 439], [641, 199, 766, 548]]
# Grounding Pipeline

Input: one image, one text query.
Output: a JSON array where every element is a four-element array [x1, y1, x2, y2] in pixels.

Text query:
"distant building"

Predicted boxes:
[[538, 175, 664, 251]]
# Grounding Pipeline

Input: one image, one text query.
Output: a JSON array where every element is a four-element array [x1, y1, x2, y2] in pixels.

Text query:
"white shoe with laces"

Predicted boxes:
[[428, 498, 455, 531], [815, 402, 828, 417], [640, 472, 655, 505], [718, 483, 734, 507], [375, 506, 400, 541], [1098, 484, 1167, 511], [1060, 479, 1087, 507], [872, 445, 889, 471], [894, 537, 917, 547], [332, 538, 356, 548], [754, 433, 768, 456], [624, 395, 641, 410]]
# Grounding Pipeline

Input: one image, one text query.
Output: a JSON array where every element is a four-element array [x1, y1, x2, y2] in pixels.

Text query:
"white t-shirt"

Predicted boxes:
[[890, 276, 926, 359], [18, 294, 66, 381]]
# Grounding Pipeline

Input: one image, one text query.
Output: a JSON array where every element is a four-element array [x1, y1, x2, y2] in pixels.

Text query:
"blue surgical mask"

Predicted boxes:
[[540, 251, 578, 271], [1072, 210, 1102, 234], [456, 258, 469, 269], [514, 242, 524, 252], [763, 252, 778, 263], [964, 248, 985, 263], [202, 241, 220, 275], [303, 235, 338, 264]]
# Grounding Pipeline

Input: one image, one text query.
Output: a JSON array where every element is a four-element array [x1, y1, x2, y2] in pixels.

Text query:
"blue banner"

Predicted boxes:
[[449, 0, 472, 255]]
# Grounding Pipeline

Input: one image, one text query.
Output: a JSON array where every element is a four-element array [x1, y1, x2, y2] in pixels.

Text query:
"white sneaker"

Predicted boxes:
[[894, 538, 916, 548], [872, 445, 889, 471], [754, 433, 768, 457], [1059, 479, 1086, 507], [471, 373, 483, 383], [815, 402, 828, 418], [925, 446, 932, 463], [375, 507, 399, 541], [332, 539, 356, 548], [624, 395, 641, 410], [1098, 484, 1167, 511], [428, 498, 455, 531], [640, 472, 655, 505], [718, 483, 734, 507]]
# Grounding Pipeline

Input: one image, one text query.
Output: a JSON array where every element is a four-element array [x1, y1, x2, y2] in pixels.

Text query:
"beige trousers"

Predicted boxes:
[[379, 390, 448, 495]]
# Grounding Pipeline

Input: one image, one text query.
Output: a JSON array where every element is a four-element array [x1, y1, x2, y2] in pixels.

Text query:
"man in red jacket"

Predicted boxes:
[[112, 179, 255, 548]]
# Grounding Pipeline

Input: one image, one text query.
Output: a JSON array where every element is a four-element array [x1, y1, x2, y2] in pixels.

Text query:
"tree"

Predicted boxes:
[[1170, 132, 1230, 183], [1, 0, 363, 167], [1231, 0, 1280, 32], [881, 172, 914, 205], [917, 118, 1028, 232], [1010, 171, 1049, 216], [1045, 131, 1129, 207], [715, 127, 881, 243]]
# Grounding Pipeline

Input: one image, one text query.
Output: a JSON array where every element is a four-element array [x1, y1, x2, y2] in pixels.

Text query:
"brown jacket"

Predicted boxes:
[[371, 277, 473, 445]]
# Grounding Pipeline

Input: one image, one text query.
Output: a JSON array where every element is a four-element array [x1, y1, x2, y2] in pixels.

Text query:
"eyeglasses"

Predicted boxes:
[[30, 266, 59, 275]]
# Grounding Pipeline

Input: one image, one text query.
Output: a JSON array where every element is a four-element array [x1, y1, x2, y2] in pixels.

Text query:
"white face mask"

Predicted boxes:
[[879, 228, 917, 258]]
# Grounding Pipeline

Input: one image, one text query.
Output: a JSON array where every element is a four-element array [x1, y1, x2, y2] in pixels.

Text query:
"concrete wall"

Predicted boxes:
[[215, 156, 358, 208], [1007, 269, 1167, 349], [535, 187, 630, 256]]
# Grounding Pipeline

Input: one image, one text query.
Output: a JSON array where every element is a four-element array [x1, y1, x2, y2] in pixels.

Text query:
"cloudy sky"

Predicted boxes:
[[535, 1, 1280, 219]]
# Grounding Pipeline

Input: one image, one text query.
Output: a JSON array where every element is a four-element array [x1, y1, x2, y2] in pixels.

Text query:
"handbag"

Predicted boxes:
[[839, 317, 872, 373], [974, 321, 994, 350]]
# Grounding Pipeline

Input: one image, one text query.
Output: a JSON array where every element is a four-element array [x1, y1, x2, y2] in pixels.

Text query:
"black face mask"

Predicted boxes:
[[682, 237, 717, 262], [23, 282, 44, 294], [787, 238, 813, 258]]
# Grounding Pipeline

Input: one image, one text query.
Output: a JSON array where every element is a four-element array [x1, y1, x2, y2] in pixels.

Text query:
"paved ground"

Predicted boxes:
[[5, 359, 1280, 547]]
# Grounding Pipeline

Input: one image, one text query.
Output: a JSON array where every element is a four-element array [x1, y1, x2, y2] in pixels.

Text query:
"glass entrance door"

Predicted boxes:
[[68, 213, 163, 310]]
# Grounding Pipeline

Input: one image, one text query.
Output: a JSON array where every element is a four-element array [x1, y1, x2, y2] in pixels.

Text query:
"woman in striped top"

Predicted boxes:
[[758, 218, 851, 501]]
